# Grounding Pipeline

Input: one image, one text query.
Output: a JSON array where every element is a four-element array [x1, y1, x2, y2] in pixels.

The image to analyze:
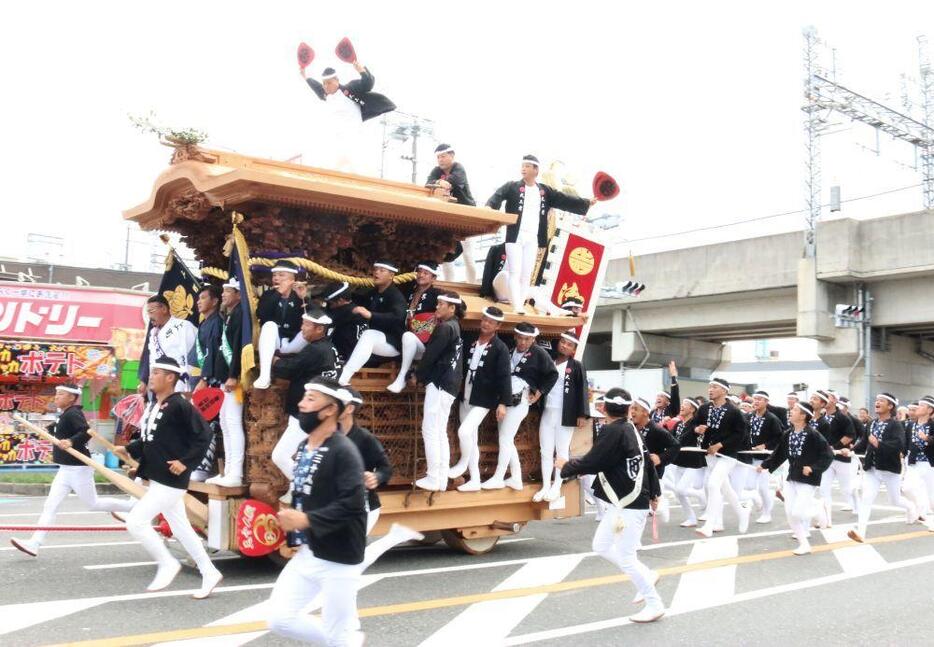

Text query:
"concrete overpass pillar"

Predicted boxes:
[[796, 257, 845, 340]]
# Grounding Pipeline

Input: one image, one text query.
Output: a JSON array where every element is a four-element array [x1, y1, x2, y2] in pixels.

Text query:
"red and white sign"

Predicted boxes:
[[0, 283, 147, 344]]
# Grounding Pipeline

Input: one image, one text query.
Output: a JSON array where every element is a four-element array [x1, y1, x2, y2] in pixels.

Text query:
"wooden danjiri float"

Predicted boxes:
[[122, 144, 610, 557]]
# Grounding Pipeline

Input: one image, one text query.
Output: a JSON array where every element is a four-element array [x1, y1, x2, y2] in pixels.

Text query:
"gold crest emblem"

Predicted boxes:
[[163, 286, 194, 320], [568, 246, 595, 276]]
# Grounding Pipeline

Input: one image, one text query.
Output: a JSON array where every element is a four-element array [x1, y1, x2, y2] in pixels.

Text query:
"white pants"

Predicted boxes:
[[492, 270, 510, 303], [268, 545, 360, 646], [592, 507, 661, 606], [125, 480, 213, 574], [670, 466, 707, 522], [504, 233, 539, 313], [421, 384, 455, 486], [819, 459, 855, 518], [258, 321, 308, 384], [273, 416, 307, 481], [339, 329, 400, 385], [442, 238, 478, 283], [219, 389, 245, 480], [32, 465, 135, 546], [857, 467, 917, 537], [492, 399, 529, 480], [390, 332, 424, 387], [452, 402, 489, 483], [702, 455, 743, 531], [745, 459, 775, 516], [905, 461, 934, 516], [784, 480, 819, 541], [539, 407, 574, 490]]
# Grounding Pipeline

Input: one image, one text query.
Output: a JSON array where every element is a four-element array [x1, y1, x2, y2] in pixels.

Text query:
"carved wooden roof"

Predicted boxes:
[[123, 147, 514, 236]]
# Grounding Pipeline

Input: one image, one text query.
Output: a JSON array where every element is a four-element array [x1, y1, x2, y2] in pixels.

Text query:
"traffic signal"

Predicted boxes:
[[617, 281, 646, 296], [834, 303, 865, 328]]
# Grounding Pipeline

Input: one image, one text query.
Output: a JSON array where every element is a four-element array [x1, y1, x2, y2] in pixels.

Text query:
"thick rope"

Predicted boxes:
[[202, 257, 416, 286], [0, 525, 126, 532]]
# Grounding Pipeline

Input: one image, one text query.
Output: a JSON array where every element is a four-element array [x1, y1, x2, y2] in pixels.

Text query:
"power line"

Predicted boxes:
[[623, 183, 922, 244]]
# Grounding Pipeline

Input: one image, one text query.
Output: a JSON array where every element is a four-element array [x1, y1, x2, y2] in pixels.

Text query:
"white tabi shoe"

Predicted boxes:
[[695, 525, 714, 539], [632, 571, 660, 604], [457, 480, 482, 493], [532, 487, 549, 502], [629, 602, 665, 623], [447, 462, 467, 480], [386, 380, 405, 394], [481, 477, 505, 490], [210, 474, 243, 488], [755, 514, 772, 524], [792, 539, 812, 556], [349, 630, 366, 647], [252, 375, 271, 390], [415, 476, 443, 492], [544, 481, 562, 502], [10, 537, 38, 557], [657, 496, 671, 524], [146, 559, 182, 592], [192, 567, 224, 599], [679, 518, 698, 528], [505, 475, 524, 491]]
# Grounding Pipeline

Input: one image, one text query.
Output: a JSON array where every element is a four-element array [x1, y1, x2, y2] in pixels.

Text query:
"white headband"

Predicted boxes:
[[483, 307, 505, 322], [152, 362, 184, 374], [795, 402, 814, 416], [55, 386, 82, 396], [272, 265, 299, 274], [878, 393, 898, 406], [326, 282, 349, 300], [604, 395, 632, 406], [813, 391, 830, 403], [656, 391, 670, 400], [561, 300, 583, 309], [515, 326, 539, 337], [222, 278, 240, 290], [682, 398, 699, 410], [522, 159, 539, 167], [303, 312, 333, 325], [919, 397, 934, 408], [635, 397, 653, 411], [373, 262, 399, 273], [709, 379, 729, 389], [560, 332, 580, 344], [438, 295, 462, 304], [416, 264, 440, 276], [752, 392, 769, 400], [321, 71, 338, 80], [304, 382, 349, 402], [435, 147, 454, 155]]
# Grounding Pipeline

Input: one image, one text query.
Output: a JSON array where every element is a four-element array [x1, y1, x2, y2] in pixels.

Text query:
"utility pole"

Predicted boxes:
[[802, 27, 822, 259], [862, 286, 873, 409]]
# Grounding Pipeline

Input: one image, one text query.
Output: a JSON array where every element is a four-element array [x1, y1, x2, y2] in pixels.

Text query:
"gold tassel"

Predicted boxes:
[[628, 249, 636, 277]]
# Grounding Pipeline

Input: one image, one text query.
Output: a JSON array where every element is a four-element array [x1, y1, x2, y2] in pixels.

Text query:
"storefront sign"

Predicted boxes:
[[0, 283, 147, 345], [0, 341, 117, 381], [0, 430, 54, 465]]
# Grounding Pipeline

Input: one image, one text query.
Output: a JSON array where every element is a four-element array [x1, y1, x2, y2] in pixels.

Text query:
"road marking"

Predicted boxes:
[[84, 555, 242, 570], [0, 600, 104, 637], [504, 541, 934, 644], [819, 526, 887, 575], [419, 554, 584, 646], [48, 528, 934, 647], [669, 535, 737, 611], [0, 540, 140, 552], [0, 511, 117, 519]]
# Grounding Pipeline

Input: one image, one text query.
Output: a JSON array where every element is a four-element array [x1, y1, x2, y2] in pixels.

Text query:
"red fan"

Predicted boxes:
[[592, 171, 620, 201], [236, 499, 286, 557], [192, 387, 224, 421], [297, 42, 315, 70], [335, 37, 357, 64]]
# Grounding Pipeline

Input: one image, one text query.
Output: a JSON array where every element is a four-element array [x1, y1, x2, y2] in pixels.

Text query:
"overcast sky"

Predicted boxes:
[[2, 1, 932, 271]]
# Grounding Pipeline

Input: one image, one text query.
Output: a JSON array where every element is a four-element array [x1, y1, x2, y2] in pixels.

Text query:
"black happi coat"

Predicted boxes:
[[51, 405, 92, 466], [214, 303, 244, 383], [761, 427, 834, 487], [747, 411, 785, 451], [650, 379, 680, 425], [290, 432, 367, 565], [637, 421, 680, 478], [561, 419, 661, 509], [257, 288, 303, 341], [767, 403, 790, 429], [461, 333, 512, 410], [195, 311, 222, 385], [854, 418, 906, 474], [272, 337, 342, 417], [426, 162, 476, 206], [304, 68, 396, 122], [355, 285, 407, 350], [673, 417, 707, 469], [479, 243, 508, 298], [822, 408, 857, 463], [326, 302, 364, 363], [555, 357, 590, 427], [414, 318, 463, 397], [510, 343, 559, 399], [346, 424, 392, 512], [486, 181, 591, 247], [127, 393, 212, 489], [695, 401, 747, 458]]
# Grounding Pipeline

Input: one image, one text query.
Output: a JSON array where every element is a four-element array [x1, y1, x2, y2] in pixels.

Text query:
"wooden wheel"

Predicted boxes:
[[441, 530, 500, 555]]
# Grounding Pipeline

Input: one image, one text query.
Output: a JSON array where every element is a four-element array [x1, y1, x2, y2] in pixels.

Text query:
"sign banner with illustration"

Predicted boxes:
[[0, 341, 117, 381], [0, 283, 147, 345], [0, 430, 54, 466]]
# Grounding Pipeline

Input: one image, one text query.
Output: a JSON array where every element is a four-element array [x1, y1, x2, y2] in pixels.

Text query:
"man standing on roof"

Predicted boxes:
[[426, 143, 479, 283]]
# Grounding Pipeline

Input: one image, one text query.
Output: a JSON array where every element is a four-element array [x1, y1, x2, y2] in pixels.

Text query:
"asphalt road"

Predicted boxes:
[[1, 487, 933, 647]]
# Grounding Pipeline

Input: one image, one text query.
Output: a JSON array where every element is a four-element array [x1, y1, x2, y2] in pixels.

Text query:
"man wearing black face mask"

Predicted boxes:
[[267, 376, 367, 646]]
